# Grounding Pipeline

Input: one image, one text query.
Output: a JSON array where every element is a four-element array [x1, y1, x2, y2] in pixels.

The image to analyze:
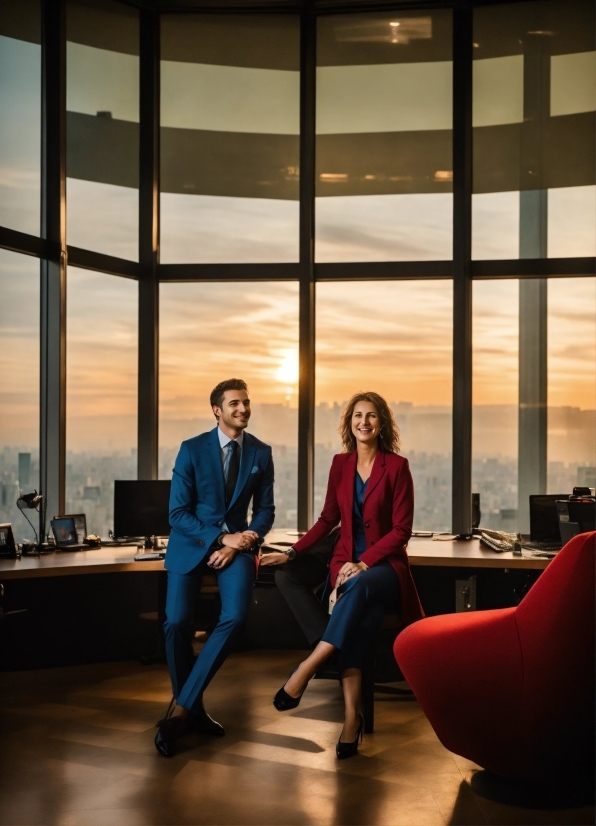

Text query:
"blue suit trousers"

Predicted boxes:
[[322, 563, 400, 672], [164, 551, 254, 711]]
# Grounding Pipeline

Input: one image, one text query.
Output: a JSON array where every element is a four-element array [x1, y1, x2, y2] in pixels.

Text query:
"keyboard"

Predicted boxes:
[[479, 533, 513, 553], [522, 541, 561, 553]]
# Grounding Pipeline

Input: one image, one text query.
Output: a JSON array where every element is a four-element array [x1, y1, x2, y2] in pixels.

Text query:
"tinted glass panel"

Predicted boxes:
[[547, 277, 596, 493], [315, 11, 453, 262], [66, 0, 139, 260], [66, 268, 137, 538], [160, 15, 300, 264], [0, 0, 41, 236], [159, 282, 299, 528], [0, 249, 39, 543], [472, 0, 596, 259], [472, 280, 519, 531], [315, 281, 452, 531]]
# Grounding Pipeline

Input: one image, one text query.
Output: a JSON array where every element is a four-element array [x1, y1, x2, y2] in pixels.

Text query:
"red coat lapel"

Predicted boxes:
[[364, 451, 386, 504]]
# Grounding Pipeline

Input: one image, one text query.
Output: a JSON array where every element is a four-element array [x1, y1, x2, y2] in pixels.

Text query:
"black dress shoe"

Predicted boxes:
[[190, 704, 225, 737], [335, 716, 363, 760], [273, 667, 306, 711], [154, 715, 191, 758]]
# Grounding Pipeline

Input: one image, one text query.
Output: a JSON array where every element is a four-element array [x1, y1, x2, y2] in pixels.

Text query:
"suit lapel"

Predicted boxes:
[[340, 452, 357, 538], [364, 451, 386, 503], [208, 428, 226, 506], [228, 432, 256, 510]]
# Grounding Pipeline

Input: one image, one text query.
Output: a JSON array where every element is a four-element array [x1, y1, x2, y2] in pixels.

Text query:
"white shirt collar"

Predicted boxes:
[[217, 427, 244, 451]]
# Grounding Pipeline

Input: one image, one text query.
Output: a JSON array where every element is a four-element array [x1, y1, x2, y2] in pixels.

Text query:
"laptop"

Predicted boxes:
[[523, 495, 568, 554], [51, 514, 89, 550]]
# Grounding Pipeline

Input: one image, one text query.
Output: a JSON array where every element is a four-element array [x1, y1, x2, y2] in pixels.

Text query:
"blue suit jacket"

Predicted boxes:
[[165, 428, 275, 575]]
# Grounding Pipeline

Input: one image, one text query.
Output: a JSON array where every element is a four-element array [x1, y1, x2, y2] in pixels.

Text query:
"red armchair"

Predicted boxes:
[[393, 532, 595, 789]]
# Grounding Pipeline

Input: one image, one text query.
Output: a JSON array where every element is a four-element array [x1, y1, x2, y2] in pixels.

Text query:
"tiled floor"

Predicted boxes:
[[0, 651, 593, 826]]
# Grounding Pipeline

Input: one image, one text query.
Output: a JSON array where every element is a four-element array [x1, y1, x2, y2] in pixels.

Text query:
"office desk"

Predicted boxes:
[[263, 532, 551, 571], [0, 545, 164, 580]]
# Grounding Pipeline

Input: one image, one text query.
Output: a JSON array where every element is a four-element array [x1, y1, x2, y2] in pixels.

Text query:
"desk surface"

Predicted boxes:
[[0, 533, 551, 581], [264, 531, 551, 571]]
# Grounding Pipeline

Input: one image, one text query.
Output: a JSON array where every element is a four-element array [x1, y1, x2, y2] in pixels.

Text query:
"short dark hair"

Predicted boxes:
[[210, 378, 248, 411]]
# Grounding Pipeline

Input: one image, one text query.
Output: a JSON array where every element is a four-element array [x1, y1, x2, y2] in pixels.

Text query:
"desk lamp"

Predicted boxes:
[[16, 490, 52, 555]]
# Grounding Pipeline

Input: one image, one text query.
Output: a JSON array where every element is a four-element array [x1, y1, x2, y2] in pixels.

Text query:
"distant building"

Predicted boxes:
[[18, 453, 31, 489]]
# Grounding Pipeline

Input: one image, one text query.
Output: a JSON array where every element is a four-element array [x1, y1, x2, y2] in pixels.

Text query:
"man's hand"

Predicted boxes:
[[336, 561, 368, 587], [207, 546, 238, 570], [222, 532, 253, 551], [241, 530, 260, 549], [259, 551, 289, 567]]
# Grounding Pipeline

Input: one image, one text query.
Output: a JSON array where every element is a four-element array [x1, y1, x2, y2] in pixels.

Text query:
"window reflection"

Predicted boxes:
[[66, 0, 139, 261], [66, 268, 138, 537], [472, 0, 596, 260], [547, 277, 596, 493], [315, 281, 453, 531], [160, 15, 300, 264], [159, 282, 299, 528], [0, 249, 39, 542], [0, 0, 41, 236], [315, 10, 453, 262]]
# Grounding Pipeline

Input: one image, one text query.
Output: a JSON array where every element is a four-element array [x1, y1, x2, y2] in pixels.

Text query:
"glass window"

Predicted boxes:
[[315, 11, 453, 262], [547, 277, 596, 493], [159, 282, 299, 528], [315, 281, 453, 531], [66, 0, 139, 260], [472, 280, 519, 532], [472, 0, 596, 260], [66, 268, 137, 537], [0, 249, 39, 543], [160, 15, 300, 264], [0, 0, 41, 236]]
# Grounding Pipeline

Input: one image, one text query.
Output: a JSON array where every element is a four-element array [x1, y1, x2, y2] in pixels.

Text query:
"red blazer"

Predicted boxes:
[[293, 451, 424, 627]]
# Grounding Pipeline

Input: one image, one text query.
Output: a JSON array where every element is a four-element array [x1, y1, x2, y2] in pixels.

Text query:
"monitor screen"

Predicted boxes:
[[529, 494, 568, 542], [113, 480, 171, 539]]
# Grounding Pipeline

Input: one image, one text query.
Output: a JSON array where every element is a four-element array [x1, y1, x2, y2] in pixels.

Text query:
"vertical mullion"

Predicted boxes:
[[451, 4, 473, 535], [138, 9, 159, 481], [40, 0, 67, 533], [297, 11, 316, 531]]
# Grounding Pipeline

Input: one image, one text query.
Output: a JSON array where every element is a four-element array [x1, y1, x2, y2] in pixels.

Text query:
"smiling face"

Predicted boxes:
[[351, 400, 381, 448], [213, 388, 251, 436]]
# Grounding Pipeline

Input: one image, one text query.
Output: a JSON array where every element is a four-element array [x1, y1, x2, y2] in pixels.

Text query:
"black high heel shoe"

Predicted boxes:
[[335, 715, 364, 760], [273, 667, 307, 711], [154, 715, 191, 758]]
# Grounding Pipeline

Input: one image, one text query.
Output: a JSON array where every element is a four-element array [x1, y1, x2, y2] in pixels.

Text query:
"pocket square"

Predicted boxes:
[[251, 466, 260, 473]]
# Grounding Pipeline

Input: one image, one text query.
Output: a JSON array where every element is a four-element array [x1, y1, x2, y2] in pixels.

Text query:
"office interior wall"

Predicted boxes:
[[0, 249, 40, 543], [65, 267, 138, 538]]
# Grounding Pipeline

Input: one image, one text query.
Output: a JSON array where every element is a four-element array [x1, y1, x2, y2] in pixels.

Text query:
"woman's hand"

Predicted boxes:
[[336, 561, 368, 586], [259, 551, 290, 566]]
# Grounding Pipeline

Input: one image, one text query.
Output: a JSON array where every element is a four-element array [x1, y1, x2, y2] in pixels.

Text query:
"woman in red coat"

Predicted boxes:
[[267, 391, 424, 758]]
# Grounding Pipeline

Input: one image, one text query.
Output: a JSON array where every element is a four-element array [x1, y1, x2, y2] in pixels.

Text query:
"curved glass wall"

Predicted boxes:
[[472, 0, 596, 260], [315, 10, 453, 262], [0, 0, 41, 236], [66, 0, 139, 260], [0, 249, 39, 542], [66, 267, 138, 538], [160, 15, 300, 264], [315, 280, 453, 531]]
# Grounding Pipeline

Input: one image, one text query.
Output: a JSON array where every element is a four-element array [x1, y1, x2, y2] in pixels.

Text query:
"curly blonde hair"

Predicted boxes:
[[338, 392, 401, 454]]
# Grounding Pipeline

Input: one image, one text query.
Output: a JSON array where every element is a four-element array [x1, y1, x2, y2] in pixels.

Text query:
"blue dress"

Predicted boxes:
[[352, 474, 369, 560]]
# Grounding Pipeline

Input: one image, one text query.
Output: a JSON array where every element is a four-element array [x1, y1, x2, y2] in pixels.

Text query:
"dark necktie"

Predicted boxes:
[[225, 440, 240, 507]]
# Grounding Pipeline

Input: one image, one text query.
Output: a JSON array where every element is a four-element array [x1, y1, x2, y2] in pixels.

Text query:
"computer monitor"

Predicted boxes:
[[113, 480, 171, 547], [529, 494, 568, 543]]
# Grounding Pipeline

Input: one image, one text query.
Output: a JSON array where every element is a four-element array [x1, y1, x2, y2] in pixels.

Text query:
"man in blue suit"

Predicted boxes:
[[155, 378, 275, 757]]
